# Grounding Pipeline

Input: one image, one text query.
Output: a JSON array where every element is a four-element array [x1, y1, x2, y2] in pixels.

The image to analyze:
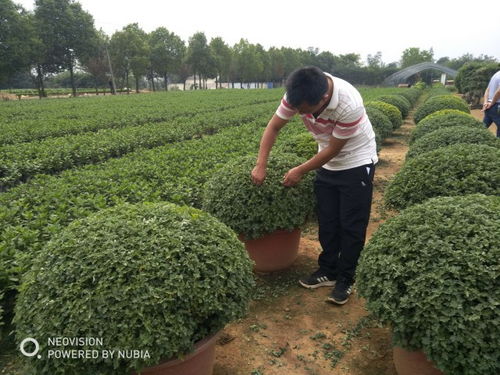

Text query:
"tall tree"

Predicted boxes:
[[209, 37, 231, 88], [400, 47, 434, 68], [186, 32, 210, 89], [149, 27, 185, 91], [0, 0, 36, 83], [34, 0, 98, 97], [110, 23, 149, 93], [80, 29, 111, 94], [233, 39, 263, 88]]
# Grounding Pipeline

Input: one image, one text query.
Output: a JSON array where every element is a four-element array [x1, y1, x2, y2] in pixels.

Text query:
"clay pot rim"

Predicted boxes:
[[238, 227, 301, 241], [136, 330, 220, 372]]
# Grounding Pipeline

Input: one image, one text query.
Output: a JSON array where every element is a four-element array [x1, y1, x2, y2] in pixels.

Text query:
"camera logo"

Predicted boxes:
[[20, 338, 42, 359]]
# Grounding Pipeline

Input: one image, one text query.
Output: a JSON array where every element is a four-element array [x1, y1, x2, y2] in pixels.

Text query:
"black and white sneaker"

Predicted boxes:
[[299, 269, 336, 289], [327, 278, 353, 305]]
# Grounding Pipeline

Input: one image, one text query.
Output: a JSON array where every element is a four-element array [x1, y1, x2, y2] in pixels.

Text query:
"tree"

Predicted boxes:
[[0, 0, 36, 83], [34, 0, 98, 97], [80, 29, 110, 94], [149, 27, 185, 91], [367, 51, 384, 68], [186, 32, 211, 89], [209, 37, 231, 88], [110, 23, 149, 93], [233, 39, 263, 88], [400, 47, 434, 68], [444, 53, 497, 71], [400, 47, 435, 84]]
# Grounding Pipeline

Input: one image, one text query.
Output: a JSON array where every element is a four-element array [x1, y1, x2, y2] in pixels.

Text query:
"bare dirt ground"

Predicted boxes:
[[213, 119, 414, 375]]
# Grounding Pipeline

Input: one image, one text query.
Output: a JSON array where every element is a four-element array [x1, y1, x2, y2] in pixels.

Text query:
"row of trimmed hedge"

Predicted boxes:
[[0, 89, 281, 145], [358, 90, 500, 375], [385, 93, 499, 210], [0, 101, 277, 191], [367, 87, 423, 143]]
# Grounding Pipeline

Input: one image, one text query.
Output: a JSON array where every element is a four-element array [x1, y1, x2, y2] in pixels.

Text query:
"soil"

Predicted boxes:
[[213, 118, 414, 375]]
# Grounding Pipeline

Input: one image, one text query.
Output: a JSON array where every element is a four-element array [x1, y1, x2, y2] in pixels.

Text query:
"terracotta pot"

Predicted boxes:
[[239, 228, 301, 272], [134, 332, 219, 375], [393, 346, 443, 375]]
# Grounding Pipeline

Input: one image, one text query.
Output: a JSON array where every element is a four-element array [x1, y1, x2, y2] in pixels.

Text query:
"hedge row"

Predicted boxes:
[[0, 101, 277, 191], [359, 88, 500, 375], [0, 89, 281, 145], [386, 91, 498, 211]]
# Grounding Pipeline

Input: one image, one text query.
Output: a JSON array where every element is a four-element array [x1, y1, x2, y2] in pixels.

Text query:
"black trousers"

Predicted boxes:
[[314, 163, 375, 282]]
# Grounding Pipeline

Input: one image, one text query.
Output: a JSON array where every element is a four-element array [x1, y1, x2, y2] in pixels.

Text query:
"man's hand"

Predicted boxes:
[[482, 101, 492, 112], [251, 165, 266, 185], [283, 166, 304, 187]]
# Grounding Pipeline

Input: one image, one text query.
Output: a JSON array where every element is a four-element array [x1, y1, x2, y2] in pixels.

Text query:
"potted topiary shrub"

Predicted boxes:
[[14, 202, 254, 375], [202, 152, 315, 272], [357, 194, 500, 375], [385, 144, 500, 211]]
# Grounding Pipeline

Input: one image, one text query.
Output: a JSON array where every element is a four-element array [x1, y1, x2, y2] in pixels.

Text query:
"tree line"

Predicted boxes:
[[1, 0, 497, 97]]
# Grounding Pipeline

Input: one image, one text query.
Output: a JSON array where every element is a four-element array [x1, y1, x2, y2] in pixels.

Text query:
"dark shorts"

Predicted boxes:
[[483, 103, 500, 126]]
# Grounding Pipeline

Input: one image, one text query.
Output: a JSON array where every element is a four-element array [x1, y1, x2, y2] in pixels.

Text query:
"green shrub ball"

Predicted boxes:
[[375, 94, 411, 118], [366, 101, 403, 129], [276, 132, 317, 160], [15, 203, 254, 375], [398, 87, 422, 106], [203, 152, 315, 240], [366, 107, 393, 140], [407, 126, 499, 159], [410, 110, 484, 144], [414, 95, 470, 124], [357, 194, 500, 375], [385, 144, 500, 210]]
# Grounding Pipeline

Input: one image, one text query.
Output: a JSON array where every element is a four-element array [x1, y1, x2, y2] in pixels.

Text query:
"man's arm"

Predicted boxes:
[[283, 136, 348, 186], [251, 114, 289, 185], [482, 87, 490, 111], [483, 86, 500, 111], [490, 87, 500, 105]]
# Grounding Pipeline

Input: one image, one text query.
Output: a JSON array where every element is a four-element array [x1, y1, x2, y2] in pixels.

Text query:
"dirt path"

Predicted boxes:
[[214, 118, 414, 375]]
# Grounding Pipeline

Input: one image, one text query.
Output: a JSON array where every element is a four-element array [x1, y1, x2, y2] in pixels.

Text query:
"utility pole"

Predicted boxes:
[[105, 44, 116, 94]]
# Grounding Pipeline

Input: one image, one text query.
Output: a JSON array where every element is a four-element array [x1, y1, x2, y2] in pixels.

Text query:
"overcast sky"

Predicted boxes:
[[15, 0, 500, 65]]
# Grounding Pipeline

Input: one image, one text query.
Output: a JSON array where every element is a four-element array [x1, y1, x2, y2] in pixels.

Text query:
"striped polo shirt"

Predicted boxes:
[[275, 73, 378, 171]]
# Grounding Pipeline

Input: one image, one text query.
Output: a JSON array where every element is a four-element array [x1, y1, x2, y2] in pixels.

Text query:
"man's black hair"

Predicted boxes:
[[285, 66, 328, 108]]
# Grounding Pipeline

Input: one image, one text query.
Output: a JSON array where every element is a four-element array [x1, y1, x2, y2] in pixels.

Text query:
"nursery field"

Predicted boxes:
[[1, 86, 497, 375]]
